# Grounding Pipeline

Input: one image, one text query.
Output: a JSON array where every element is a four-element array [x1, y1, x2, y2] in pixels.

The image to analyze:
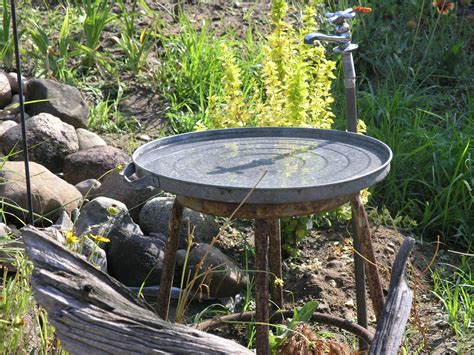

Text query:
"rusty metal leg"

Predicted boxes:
[[351, 207, 368, 351], [158, 199, 184, 321], [268, 219, 283, 310], [351, 194, 384, 321], [254, 219, 270, 355]]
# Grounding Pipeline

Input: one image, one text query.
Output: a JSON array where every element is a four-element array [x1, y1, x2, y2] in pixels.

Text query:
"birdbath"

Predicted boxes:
[[123, 126, 392, 354]]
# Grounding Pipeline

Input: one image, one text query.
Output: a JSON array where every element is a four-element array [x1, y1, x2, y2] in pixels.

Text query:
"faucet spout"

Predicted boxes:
[[304, 32, 351, 45]]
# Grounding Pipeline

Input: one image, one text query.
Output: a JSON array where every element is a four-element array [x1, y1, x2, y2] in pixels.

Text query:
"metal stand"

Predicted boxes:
[[157, 194, 384, 354]]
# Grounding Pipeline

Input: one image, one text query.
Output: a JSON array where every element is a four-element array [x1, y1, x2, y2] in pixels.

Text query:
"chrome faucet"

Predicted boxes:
[[304, 7, 360, 132], [304, 8, 358, 52]]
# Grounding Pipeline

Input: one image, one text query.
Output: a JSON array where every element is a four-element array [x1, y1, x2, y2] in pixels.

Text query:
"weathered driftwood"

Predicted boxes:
[[22, 226, 414, 354], [22, 227, 252, 354], [369, 237, 415, 355]]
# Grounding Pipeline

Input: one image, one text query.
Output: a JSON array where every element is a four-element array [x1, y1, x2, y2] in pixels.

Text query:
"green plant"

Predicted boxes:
[[28, 8, 75, 81], [115, 0, 158, 74], [0, 0, 15, 70], [155, 17, 226, 133], [0, 231, 65, 353], [431, 255, 473, 350], [205, 0, 335, 129], [75, 0, 114, 68], [88, 82, 139, 133], [269, 300, 319, 352]]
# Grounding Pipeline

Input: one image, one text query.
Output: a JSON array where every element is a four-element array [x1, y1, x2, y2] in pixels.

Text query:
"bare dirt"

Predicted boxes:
[[208, 221, 459, 353]]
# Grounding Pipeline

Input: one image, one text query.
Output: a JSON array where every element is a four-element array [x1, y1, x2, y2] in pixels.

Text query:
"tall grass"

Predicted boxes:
[[328, 0, 473, 249]]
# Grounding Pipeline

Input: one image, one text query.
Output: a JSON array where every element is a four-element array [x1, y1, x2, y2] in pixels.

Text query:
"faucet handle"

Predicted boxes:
[[325, 8, 356, 24]]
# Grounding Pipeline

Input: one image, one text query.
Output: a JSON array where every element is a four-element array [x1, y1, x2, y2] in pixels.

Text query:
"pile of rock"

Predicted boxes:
[[0, 73, 248, 299]]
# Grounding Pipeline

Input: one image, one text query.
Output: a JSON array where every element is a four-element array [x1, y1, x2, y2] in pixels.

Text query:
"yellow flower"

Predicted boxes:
[[90, 234, 110, 243], [65, 231, 79, 244], [274, 277, 284, 287]]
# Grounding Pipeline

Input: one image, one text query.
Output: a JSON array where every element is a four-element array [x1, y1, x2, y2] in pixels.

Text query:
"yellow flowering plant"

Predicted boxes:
[[204, 0, 336, 130]]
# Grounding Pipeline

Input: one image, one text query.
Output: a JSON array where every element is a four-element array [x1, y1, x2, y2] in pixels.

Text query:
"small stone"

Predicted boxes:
[[136, 133, 151, 142], [344, 299, 355, 308], [327, 279, 337, 288], [326, 259, 343, 269], [0, 72, 12, 109], [318, 303, 330, 311], [75, 179, 101, 197], [385, 246, 395, 255]]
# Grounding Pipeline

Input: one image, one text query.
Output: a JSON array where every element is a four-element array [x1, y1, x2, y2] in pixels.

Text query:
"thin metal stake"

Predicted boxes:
[[10, 0, 34, 225]]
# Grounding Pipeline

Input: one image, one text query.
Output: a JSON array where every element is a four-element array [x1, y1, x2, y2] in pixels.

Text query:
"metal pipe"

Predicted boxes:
[[10, 0, 34, 225]]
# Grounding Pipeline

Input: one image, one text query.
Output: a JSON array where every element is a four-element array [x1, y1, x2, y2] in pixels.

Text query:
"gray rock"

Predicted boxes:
[[52, 210, 74, 232], [76, 128, 107, 151], [73, 197, 130, 241], [14, 112, 30, 123], [1, 113, 79, 172], [0, 223, 12, 237], [96, 171, 159, 222], [0, 120, 17, 139], [0, 72, 12, 108], [176, 243, 248, 298], [25, 79, 89, 128], [75, 179, 101, 197], [63, 146, 130, 185], [6, 72, 26, 94], [39, 226, 66, 245], [107, 233, 165, 286], [139, 196, 220, 247], [0, 161, 82, 222]]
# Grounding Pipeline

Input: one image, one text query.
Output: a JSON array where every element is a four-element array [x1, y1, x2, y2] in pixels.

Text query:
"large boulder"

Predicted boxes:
[[73, 197, 130, 240], [25, 79, 89, 128], [0, 72, 12, 108], [0, 113, 79, 172], [63, 146, 131, 185], [0, 161, 82, 222], [107, 233, 165, 287], [96, 171, 160, 221], [139, 196, 220, 247], [76, 128, 107, 151], [176, 243, 249, 298]]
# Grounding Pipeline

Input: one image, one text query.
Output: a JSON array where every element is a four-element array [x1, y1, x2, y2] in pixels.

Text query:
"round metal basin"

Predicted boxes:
[[123, 127, 392, 204]]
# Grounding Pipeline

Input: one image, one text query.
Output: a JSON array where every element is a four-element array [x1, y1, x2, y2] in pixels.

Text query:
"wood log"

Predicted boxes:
[[22, 226, 252, 354], [369, 237, 415, 355]]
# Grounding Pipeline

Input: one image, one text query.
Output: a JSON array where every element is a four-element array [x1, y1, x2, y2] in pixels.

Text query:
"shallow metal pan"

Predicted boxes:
[[123, 127, 392, 204]]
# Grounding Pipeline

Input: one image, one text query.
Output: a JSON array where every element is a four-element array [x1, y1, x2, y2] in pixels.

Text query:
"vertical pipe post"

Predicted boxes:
[[10, 0, 34, 225]]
